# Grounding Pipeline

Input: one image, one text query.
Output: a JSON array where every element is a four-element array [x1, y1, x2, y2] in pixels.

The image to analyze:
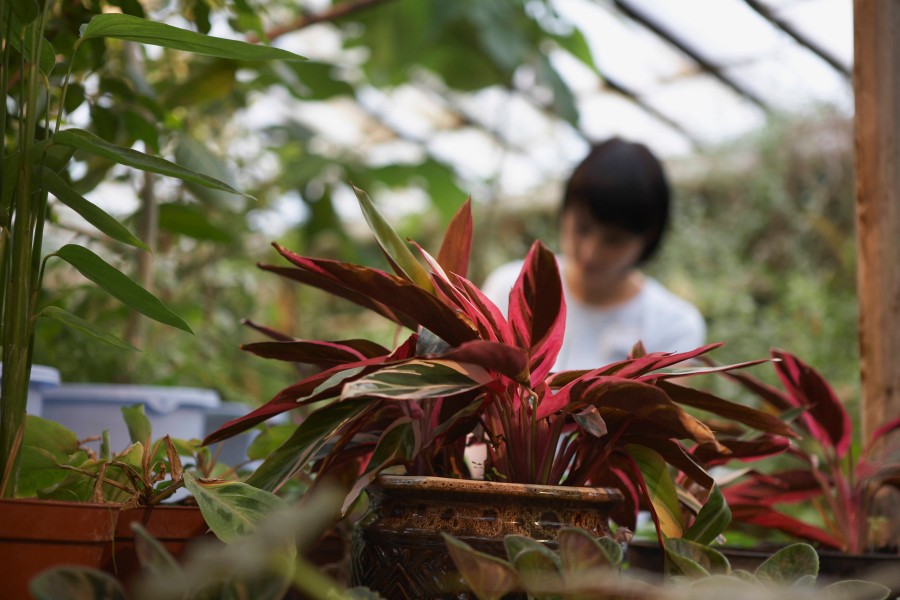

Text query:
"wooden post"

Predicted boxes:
[[854, 1, 900, 444]]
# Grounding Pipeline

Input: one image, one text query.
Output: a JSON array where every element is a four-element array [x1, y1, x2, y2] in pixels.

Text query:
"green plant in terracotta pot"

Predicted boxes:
[[204, 190, 797, 596], [0, 3, 303, 596]]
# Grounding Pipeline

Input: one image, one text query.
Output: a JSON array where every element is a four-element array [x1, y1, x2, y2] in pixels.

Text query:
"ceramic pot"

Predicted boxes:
[[351, 475, 623, 598], [0, 498, 119, 599]]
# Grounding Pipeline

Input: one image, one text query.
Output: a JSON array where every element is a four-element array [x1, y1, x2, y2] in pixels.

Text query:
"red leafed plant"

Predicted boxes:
[[714, 350, 900, 553], [205, 189, 793, 536]]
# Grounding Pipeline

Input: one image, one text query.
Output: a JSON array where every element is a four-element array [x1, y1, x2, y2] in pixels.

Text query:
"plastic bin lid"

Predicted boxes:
[[0, 363, 61, 388], [42, 384, 221, 414]]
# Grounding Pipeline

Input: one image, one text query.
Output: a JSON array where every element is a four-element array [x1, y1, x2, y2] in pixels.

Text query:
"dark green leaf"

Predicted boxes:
[[682, 484, 731, 545], [53, 128, 247, 196], [80, 14, 305, 61], [63, 83, 87, 115], [121, 404, 152, 445], [55, 244, 193, 333], [10, 0, 39, 24], [39, 306, 140, 351], [42, 168, 148, 250], [246, 398, 371, 492], [183, 472, 287, 543]]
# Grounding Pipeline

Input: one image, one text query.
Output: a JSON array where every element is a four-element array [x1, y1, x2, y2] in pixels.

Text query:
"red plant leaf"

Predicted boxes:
[[868, 416, 900, 449], [453, 274, 516, 346], [507, 241, 566, 387], [658, 381, 798, 439], [623, 437, 715, 489], [436, 198, 473, 278], [723, 469, 824, 505], [435, 340, 529, 383], [772, 349, 852, 458], [242, 339, 389, 367], [273, 245, 480, 346], [566, 378, 720, 447], [259, 263, 416, 330], [729, 504, 843, 549], [691, 436, 791, 467], [242, 319, 295, 341], [609, 343, 724, 379]]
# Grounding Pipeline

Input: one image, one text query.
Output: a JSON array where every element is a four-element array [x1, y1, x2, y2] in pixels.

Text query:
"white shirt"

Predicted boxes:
[[481, 258, 706, 371]]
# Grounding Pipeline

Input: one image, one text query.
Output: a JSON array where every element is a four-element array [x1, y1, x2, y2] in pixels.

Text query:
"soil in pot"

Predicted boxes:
[[351, 475, 623, 599]]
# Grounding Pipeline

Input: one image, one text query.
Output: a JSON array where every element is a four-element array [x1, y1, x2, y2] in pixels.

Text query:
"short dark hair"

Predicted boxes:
[[561, 137, 670, 263]]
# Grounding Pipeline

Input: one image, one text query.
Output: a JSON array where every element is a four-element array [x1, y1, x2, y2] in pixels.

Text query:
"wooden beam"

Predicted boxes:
[[854, 1, 900, 444], [613, 0, 771, 113], [744, 0, 851, 80]]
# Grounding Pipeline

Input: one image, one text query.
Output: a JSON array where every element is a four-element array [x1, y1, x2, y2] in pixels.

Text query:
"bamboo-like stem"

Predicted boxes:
[[0, 8, 45, 496]]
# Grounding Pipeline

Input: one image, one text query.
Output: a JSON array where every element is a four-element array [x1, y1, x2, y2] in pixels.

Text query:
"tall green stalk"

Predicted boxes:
[[0, 1, 48, 496]]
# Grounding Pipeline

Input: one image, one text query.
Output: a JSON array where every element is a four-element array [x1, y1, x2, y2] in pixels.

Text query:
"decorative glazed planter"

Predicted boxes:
[[351, 475, 623, 598], [0, 498, 119, 599]]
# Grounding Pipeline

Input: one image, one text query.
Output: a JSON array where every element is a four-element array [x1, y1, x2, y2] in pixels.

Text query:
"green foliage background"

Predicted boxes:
[[25, 1, 858, 417]]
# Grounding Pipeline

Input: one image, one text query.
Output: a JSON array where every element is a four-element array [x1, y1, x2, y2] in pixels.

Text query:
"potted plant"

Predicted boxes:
[[205, 189, 796, 596], [445, 528, 892, 600], [707, 350, 900, 578], [0, 2, 302, 595]]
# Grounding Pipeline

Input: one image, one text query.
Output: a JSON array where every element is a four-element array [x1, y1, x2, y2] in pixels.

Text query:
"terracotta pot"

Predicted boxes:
[[109, 505, 212, 591], [0, 498, 119, 599], [351, 475, 623, 598]]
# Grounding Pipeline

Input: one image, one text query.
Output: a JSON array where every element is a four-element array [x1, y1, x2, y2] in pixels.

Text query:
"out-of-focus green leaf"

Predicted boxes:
[[39, 306, 139, 351], [552, 26, 601, 75], [16, 446, 87, 497], [10, 0, 40, 24], [53, 128, 248, 197], [22, 415, 81, 460], [173, 134, 243, 211], [558, 528, 622, 574], [537, 54, 578, 127], [823, 580, 891, 600], [55, 244, 193, 334], [246, 425, 295, 461], [131, 523, 180, 581], [443, 533, 518, 600], [664, 538, 730, 579], [42, 168, 148, 250], [79, 14, 306, 61], [755, 543, 818, 584], [29, 566, 126, 600], [121, 404, 152, 445], [183, 472, 287, 543], [122, 108, 159, 154], [159, 203, 234, 243]]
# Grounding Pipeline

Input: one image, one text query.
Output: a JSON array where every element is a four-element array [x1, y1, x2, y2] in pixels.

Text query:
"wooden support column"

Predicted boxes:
[[854, 1, 900, 443]]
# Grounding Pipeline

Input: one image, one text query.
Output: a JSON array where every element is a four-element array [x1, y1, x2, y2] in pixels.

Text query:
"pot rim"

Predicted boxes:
[[373, 474, 624, 503]]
